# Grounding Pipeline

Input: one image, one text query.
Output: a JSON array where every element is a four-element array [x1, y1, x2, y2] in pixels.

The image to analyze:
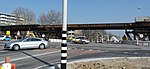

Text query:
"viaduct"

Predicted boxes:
[[0, 21, 150, 40]]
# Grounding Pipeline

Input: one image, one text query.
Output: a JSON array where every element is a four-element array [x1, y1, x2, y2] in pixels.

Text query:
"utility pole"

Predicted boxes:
[[61, 0, 68, 69]]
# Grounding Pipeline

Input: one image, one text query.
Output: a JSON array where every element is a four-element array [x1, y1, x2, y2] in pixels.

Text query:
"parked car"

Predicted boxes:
[[0, 35, 11, 41], [4, 38, 49, 51], [71, 36, 90, 44]]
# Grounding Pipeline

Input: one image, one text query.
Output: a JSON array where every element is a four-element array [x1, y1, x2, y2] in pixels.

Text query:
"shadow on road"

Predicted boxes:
[[21, 51, 53, 67]]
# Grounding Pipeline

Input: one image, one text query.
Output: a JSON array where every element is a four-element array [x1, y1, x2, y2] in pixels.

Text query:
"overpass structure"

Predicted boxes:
[[0, 21, 150, 40]]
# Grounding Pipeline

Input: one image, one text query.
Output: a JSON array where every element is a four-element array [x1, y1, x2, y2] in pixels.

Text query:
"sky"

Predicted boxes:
[[0, 0, 150, 36]]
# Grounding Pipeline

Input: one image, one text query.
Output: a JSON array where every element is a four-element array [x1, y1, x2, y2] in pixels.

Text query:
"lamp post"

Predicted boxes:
[[61, 0, 68, 69], [138, 7, 141, 16], [137, 7, 141, 22]]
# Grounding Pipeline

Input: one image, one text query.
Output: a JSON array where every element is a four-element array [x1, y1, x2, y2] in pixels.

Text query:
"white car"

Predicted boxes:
[[4, 38, 49, 51], [0, 35, 11, 41], [0, 35, 5, 40]]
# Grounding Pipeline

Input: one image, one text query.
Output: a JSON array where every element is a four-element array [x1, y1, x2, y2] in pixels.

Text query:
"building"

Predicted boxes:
[[135, 16, 150, 22], [67, 30, 75, 37], [67, 30, 83, 37], [0, 12, 24, 25]]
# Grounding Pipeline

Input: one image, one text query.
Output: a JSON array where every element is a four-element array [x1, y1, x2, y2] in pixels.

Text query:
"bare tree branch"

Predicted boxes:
[[12, 7, 36, 25], [38, 10, 62, 25], [38, 13, 48, 25]]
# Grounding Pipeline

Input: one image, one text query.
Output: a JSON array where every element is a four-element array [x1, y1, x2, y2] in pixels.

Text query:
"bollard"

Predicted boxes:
[[1, 56, 16, 69], [11, 64, 16, 69]]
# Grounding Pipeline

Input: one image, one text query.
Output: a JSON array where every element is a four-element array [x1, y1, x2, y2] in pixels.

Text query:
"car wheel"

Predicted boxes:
[[72, 41, 75, 44], [82, 42, 86, 44], [39, 44, 45, 49], [13, 45, 20, 51]]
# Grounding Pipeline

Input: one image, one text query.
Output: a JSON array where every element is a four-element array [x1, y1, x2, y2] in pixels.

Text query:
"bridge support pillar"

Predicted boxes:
[[125, 30, 132, 40]]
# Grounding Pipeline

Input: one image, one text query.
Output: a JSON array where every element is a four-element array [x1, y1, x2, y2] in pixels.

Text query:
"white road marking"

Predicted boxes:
[[34, 63, 60, 69], [123, 52, 128, 54], [34, 65, 48, 69], [0, 50, 60, 63], [0, 51, 8, 53], [134, 52, 138, 54], [81, 49, 84, 50], [89, 49, 93, 51]]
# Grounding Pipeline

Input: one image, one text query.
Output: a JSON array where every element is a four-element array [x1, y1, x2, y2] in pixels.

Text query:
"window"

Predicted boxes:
[[31, 38, 35, 41], [34, 38, 41, 41], [0, 36, 4, 37], [26, 38, 31, 41]]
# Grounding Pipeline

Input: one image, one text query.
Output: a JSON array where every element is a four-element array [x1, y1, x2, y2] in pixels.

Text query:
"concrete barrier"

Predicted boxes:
[[67, 57, 150, 69], [49, 39, 62, 42]]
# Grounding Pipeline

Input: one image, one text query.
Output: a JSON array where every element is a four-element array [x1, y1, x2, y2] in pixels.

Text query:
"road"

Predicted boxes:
[[0, 41, 150, 69]]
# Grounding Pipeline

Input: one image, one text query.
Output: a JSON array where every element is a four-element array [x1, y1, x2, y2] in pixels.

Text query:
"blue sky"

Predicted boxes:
[[0, 0, 150, 36]]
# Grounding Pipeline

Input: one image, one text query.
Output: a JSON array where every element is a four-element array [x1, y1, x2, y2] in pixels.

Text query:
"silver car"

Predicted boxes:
[[4, 38, 49, 51]]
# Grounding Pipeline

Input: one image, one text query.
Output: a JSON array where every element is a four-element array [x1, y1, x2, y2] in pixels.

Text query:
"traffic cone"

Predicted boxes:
[[11, 64, 16, 69]]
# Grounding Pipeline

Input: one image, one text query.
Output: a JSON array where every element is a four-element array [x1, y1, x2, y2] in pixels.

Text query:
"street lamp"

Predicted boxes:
[[138, 7, 141, 16], [136, 7, 141, 22], [61, 0, 68, 69]]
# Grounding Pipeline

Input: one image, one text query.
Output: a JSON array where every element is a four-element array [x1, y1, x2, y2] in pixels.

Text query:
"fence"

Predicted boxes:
[[49, 39, 62, 42], [137, 41, 150, 46]]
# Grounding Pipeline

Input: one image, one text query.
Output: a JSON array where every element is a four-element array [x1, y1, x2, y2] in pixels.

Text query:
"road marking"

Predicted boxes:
[[0, 51, 8, 53], [89, 49, 93, 51], [34, 65, 47, 69], [134, 52, 138, 54], [81, 49, 84, 50], [34, 63, 60, 69], [123, 52, 128, 54], [0, 50, 60, 63], [0, 44, 5, 45]]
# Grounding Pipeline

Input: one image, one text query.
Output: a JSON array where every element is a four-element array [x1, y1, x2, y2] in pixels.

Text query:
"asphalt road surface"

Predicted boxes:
[[0, 41, 150, 69]]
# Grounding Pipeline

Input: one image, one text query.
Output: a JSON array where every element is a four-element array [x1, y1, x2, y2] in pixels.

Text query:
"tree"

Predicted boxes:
[[38, 10, 62, 25], [12, 7, 36, 25], [81, 30, 109, 42], [37, 13, 48, 25]]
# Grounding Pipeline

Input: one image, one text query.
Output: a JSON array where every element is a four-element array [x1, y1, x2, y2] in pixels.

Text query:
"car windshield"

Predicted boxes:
[[16, 38, 27, 42], [76, 37, 85, 39]]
